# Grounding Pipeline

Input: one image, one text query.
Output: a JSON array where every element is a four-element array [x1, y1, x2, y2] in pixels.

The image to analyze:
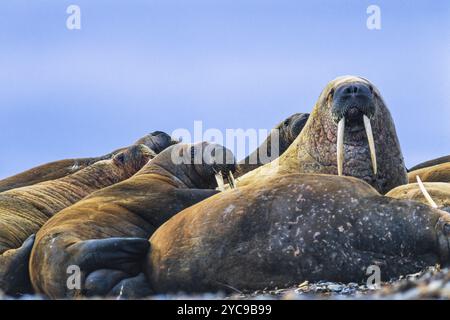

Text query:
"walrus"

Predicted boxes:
[[29, 142, 236, 299], [235, 76, 408, 194], [236, 113, 309, 177], [409, 155, 450, 172], [0, 144, 154, 295], [0, 131, 176, 192], [387, 180, 450, 213], [145, 174, 450, 294], [408, 162, 450, 183]]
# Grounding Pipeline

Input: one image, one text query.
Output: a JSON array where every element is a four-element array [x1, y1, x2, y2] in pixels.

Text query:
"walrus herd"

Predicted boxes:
[[1, 75, 449, 299]]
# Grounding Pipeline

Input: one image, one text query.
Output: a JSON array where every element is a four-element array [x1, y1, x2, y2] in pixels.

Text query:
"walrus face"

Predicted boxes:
[[152, 142, 236, 190], [283, 113, 309, 142], [295, 74, 407, 193], [134, 131, 179, 154], [182, 142, 237, 190], [329, 79, 378, 177], [113, 144, 156, 175]]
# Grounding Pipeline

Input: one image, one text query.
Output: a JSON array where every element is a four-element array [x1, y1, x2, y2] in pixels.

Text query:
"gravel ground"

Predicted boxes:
[[1, 266, 449, 300]]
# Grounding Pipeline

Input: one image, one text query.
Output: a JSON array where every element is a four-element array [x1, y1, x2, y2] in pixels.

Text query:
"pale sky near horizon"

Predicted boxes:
[[1, 0, 449, 179]]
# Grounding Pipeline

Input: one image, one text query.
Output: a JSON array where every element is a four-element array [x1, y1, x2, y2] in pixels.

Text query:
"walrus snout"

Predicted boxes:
[[332, 82, 378, 177], [331, 82, 375, 123]]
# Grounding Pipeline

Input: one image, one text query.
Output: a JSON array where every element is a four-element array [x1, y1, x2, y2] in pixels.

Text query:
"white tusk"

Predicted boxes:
[[416, 175, 438, 208], [215, 172, 225, 191], [363, 115, 377, 175], [228, 171, 237, 189], [337, 117, 345, 176]]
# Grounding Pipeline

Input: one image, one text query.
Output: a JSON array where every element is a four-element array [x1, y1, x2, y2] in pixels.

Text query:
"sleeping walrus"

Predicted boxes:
[[0, 144, 154, 295], [145, 174, 450, 294], [0, 131, 176, 192], [235, 76, 408, 194], [29, 142, 236, 299]]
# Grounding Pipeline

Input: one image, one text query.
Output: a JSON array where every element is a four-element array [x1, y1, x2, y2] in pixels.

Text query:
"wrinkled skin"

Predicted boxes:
[[0, 131, 177, 192], [409, 155, 450, 172], [236, 76, 407, 194], [387, 182, 450, 213], [146, 174, 450, 294], [236, 113, 309, 177], [408, 162, 450, 183], [0, 144, 154, 296], [30, 142, 236, 299]]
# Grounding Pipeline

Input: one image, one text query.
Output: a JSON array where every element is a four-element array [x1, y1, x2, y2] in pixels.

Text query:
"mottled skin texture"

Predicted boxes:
[[146, 174, 450, 294], [408, 162, 450, 184], [236, 113, 309, 177], [387, 182, 450, 213], [409, 155, 450, 172], [236, 76, 407, 194], [0, 131, 176, 192], [30, 142, 236, 299], [0, 144, 154, 295]]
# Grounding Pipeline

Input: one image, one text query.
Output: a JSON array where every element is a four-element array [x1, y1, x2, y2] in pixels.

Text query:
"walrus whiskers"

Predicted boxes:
[[337, 117, 345, 176], [416, 175, 438, 208], [215, 172, 225, 191], [363, 115, 377, 175]]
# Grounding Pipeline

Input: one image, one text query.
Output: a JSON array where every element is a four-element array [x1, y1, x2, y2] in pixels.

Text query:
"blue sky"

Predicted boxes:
[[0, 0, 449, 178]]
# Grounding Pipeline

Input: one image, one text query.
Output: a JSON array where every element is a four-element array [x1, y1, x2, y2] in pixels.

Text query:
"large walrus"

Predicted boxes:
[[235, 76, 408, 194], [30, 142, 236, 299], [0, 144, 154, 295], [408, 162, 450, 183], [236, 113, 309, 177], [145, 174, 450, 294], [0, 131, 176, 192]]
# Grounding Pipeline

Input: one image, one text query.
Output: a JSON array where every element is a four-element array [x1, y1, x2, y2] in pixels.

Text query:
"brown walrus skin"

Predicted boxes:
[[408, 155, 450, 172], [235, 76, 408, 194], [0, 131, 177, 192], [387, 182, 450, 213], [236, 113, 309, 177], [408, 162, 450, 184], [0, 144, 155, 296], [145, 174, 450, 294], [30, 142, 236, 299]]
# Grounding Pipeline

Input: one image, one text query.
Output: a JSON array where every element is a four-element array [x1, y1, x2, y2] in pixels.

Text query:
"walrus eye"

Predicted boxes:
[[115, 153, 125, 164]]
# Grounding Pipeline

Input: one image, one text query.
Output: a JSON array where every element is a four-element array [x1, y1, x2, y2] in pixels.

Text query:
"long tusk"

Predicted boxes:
[[337, 117, 345, 176], [215, 172, 225, 191], [416, 175, 438, 208], [363, 115, 377, 175], [228, 171, 236, 189]]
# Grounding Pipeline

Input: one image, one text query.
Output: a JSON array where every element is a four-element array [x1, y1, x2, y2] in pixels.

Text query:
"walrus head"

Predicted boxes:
[[134, 131, 179, 154], [278, 113, 310, 152], [113, 144, 156, 176], [293, 75, 407, 193], [148, 142, 236, 190]]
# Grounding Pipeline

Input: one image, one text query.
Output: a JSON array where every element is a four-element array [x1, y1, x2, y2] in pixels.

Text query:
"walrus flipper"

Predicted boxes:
[[0, 234, 35, 296], [109, 273, 152, 299], [68, 237, 150, 297], [70, 237, 150, 275]]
